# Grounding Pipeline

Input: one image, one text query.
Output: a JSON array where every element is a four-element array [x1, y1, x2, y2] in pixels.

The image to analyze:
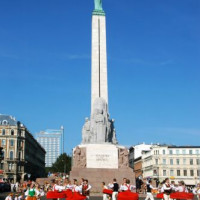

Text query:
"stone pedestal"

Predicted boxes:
[[70, 144, 135, 192]]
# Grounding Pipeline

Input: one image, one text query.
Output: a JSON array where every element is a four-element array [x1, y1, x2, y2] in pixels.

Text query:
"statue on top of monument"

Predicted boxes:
[[94, 0, 103, 11]]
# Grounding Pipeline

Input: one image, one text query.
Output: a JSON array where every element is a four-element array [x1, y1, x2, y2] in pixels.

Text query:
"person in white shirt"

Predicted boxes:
[[5, 193, 13, 200], [82, 179, 92, 199], [170, 181, 176, 192], [193, 183, 200, 200], [120, 178, 127, 191], [122, 179, 136, 192], [15, 182, 19, 193], [163, 178, 172, 200], [18, 194, 25, 200], [108, 179, 119, 200], [175, 181, 188, 193], [51, 180, 64, 192], [64, 180, 73, 190], [102, 182, 109, 200], [11, 182, 15, 192], [14, 194, 19, 200], [72, 179, 82, 193], [145, 180, 155, 200]]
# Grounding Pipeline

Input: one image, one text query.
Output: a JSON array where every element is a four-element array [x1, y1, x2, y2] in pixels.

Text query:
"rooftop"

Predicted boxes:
[[0, 114, 18, 126]]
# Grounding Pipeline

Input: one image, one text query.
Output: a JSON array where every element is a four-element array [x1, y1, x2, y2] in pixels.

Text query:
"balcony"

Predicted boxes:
[[4, 170, 16, 173]]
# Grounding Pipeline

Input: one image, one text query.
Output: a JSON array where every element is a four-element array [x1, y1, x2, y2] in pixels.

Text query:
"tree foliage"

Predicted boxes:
[[50, 153, 72, 173]]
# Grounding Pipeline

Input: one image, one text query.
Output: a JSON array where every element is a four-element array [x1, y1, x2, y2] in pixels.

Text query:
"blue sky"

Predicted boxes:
[[0, 0, 199, 153]]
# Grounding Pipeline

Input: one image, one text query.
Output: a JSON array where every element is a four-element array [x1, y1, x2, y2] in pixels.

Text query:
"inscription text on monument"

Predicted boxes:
[[86, 144, 118, 169]]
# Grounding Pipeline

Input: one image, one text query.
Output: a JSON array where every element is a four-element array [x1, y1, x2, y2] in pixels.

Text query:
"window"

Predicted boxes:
[[196, 150, 199, 154], [18, 152, 21, 160], [18, 165, 21, 172], [2, 120, 8, 125], [18, 130, 21, 137], [163, 159, 166, 165], [163, 150, 166, 155], [182, 149, 186, 154], [155, 159, 158, 165], [0, 163, 3, 170], [163, 170, 166, 176], [189, 150, 193, 155], [184, 170, 187, 176], [190, 170, 194, 176], [197, 159, 200, 165], [197, 170, 200, 177], [170, 159, 173, 165], [11, 130, 14, 135], [10, 151, 14, 160], [177, 170, 181, 176], [10, 140, 14, 147], [8, 163, 13, 171], [2, 151, 4, 159], [176, 159, 180, 165], [2, 129, 5, 135], [153, 170, 157, 176], [190, 159, 193, 165], [155, 150, 159, 155], [176, 150, 180, 155], [183, 159, 186, 165], [1, 139, 6, 146], [170, 170, 174, 176], [169, 150, 173, 155]]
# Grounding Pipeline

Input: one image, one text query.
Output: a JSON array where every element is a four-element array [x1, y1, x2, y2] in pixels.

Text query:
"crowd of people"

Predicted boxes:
[[3, 177, 200, 200], [144, 178, 200, 200], [5, 178, 92, 200], [102, 178, 136, 200]]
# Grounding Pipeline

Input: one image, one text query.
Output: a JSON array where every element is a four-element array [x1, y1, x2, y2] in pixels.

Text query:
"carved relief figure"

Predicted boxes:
[[119, 148, 129, 168], [73, 147, 86, 168]]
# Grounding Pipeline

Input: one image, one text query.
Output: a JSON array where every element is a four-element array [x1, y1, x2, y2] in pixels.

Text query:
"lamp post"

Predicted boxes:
[[60, 126, 66, 174], [61, 126, 64, 154]]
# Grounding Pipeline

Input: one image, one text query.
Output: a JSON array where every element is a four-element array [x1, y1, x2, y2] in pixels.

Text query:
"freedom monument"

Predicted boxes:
[[70, 0, 135, 191]]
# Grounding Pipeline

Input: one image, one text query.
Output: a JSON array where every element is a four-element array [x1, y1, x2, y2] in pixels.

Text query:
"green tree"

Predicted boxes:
[[50, 153, 72, 173]]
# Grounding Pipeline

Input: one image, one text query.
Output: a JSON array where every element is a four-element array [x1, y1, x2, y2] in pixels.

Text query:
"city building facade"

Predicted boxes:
[[134, 156, 142, 178], [36, 128, 64, 167], [129, 143, 152, 168], [142, 145, 200, 185], [0, 114, 46, 182]]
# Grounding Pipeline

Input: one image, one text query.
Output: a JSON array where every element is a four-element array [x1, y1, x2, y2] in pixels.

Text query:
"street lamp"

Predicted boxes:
[[60, 126, 64, 154], [61, 126, 66, 174]]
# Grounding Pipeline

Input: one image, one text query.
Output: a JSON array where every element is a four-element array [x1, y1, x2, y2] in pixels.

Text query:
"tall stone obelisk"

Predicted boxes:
[[80, 0, 117, 145], [70, 0, 135, 192], [91, 1, 108, 113]]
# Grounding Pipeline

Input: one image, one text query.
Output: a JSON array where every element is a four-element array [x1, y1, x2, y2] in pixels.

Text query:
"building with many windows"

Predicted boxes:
[[36, 128, 64, 167], [142, 145, 200, 185], [0, 114, 46, 182]]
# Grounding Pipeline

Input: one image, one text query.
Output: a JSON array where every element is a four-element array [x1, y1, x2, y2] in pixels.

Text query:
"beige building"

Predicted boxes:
[[0, 114, 46, 182], [142, 145, 200, 185]]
